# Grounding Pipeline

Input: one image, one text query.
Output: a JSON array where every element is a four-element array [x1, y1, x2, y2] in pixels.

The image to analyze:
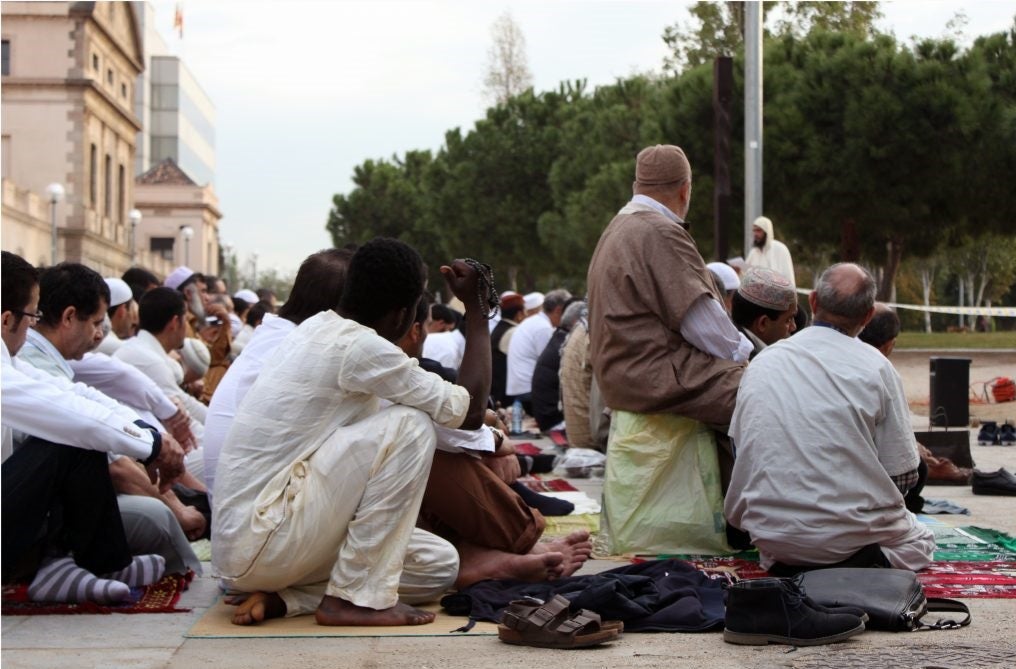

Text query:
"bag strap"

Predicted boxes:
[[913, 598, 971, 631]]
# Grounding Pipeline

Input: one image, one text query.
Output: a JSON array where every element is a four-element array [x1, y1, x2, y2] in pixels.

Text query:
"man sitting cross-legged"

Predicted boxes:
[[396, 295, 591, 586], [213, 239, 510, 626]]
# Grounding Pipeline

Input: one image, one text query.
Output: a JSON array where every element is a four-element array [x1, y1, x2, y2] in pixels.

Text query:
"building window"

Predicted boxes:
[[89, 144, 97, 205], [150, 237, 174, 261], [92, 53, 99, 71], [2, 40, 10, 76], [104, 154, 112, 217], [106, 68, 113, 85], [118, 164, 125, 223], [121, 82, 127, 98]]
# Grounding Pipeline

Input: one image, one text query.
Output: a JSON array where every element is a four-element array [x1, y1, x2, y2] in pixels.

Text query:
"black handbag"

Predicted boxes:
[[797, 568, 971, 632]]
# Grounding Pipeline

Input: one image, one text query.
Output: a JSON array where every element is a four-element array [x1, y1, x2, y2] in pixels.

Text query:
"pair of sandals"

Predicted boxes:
[[497, 595, 622, 649]]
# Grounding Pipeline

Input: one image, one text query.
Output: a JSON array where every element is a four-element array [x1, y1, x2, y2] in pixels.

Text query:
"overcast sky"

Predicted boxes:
[[148, 0, 1015, 277]]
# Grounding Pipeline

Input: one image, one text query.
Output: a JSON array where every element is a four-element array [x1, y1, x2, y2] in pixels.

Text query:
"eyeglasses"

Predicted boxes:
[[15, 310, 43, 323]]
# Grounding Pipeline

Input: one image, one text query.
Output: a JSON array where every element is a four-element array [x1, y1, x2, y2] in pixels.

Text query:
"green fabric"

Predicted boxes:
[[601, 411, 729, 555]]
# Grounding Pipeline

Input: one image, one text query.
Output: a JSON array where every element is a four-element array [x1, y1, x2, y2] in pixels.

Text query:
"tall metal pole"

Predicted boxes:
[[46, 183, 64, 266], [743, 1, 764, 256]]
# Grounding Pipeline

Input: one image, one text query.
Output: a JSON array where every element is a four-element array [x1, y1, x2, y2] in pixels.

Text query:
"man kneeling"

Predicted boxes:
[[724, 263, 934, 574], [212, 239, 493, 626]]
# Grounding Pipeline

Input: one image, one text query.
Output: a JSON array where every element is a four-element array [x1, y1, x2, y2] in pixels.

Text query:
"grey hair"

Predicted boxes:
[[543, 289, 573, 313], [815, 263, 876, 321], [560, 300, 587, 331]]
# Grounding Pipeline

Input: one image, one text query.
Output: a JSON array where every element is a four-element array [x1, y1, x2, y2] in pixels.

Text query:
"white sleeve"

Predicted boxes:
[[434, 424, 496, 454], [70, 353, 179, 420], [680, 295, 753, 363], [3, 357, 155, 461]]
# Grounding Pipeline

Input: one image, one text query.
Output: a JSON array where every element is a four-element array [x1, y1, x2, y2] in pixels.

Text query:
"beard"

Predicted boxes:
[[753, 233, 766, 249]]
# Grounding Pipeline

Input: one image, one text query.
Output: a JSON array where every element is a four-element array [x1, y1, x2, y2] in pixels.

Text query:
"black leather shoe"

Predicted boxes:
[[972, 468, 1016, 496], [724, 577, 865, 646]]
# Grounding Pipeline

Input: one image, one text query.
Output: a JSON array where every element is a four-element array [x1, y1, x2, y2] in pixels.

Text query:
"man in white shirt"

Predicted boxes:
[[204, 248, 354, 495], [96, 277, 137, 355], [115, 287, 208, 427], [505, 289, 572, 413], [214, 239, 493, 628], [1, 253, 185, 598], [16, 262, 203, 569], [725, 263, 934, 573]]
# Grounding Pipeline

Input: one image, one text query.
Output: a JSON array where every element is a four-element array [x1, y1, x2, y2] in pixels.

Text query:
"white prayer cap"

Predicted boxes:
[[180, 338, 210, 377], [104, 277, 132, 307], [164, 266, 196, 290], [706, 262, 740, 292], [523, 292, 544, 311], [233, 289, 259, 304]]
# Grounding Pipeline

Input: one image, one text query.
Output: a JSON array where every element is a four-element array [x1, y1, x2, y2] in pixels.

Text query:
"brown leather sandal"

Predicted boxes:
[[497, 595, 621, 649]]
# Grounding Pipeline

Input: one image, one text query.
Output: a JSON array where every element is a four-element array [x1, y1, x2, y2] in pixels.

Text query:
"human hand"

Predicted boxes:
[[439, 260, 481, 312], [163, 408, 197, 453], [483, 450, 521, 484], [175, 504, 207, 541], [147, 433, 186, 492]]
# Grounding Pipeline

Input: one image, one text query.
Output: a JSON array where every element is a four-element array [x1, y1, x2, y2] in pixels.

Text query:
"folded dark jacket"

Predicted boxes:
[[440, 558, 725, 632]]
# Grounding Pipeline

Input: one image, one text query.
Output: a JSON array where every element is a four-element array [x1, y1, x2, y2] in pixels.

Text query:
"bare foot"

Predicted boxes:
[[532, 530, 592, 577], [231, 591, 286, 625], [315, 595, 435, 626], [455, 544, 566, 588]]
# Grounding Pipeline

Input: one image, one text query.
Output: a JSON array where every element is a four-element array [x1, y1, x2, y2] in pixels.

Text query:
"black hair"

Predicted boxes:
[[279, 247, 356, 325], [501, 303, 524, 321], [430, 303, 458, 325], [413, 292, 433, 325], [232, 297, 251, 316], [178, 272, 205, 293], [338, 238, 425, 326], [1, 251, 39, 321], [247, 301, 268, 327], [107, 301, 127, 320], [37, 262, 110, 328], [122, 266, 160, 302], [138, 287, 185, 334], [731, 291, 784, 329], [859, 307, 901, 348]]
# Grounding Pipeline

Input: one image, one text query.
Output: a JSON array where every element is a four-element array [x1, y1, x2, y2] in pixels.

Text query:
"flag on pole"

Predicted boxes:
[[173, 3, 184, 39]]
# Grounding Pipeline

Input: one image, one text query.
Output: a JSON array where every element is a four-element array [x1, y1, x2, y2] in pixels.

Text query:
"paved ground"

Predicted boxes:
[[3, 350, 1015, 668]]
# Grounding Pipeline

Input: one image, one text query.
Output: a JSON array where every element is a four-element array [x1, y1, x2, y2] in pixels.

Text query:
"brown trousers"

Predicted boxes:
[[419, 452, 545, 555]]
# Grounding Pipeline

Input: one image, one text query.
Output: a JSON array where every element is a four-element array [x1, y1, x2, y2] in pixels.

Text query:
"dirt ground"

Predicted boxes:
[[891, 350, 1016, 425]]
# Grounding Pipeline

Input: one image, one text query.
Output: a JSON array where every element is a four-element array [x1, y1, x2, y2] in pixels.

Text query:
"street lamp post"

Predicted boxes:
[[179, 225, 194, 267], [128, 209, 142, 264], [250, 252, 258, 289], [46, 183, 65, 266], [222, 241, 235, 288]]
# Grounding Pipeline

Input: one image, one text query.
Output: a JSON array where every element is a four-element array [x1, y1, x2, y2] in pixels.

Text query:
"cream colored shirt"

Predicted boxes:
[[212, 311, 470, 575]]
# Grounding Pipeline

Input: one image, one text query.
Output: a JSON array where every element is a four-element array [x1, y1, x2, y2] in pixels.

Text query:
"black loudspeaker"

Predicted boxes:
[[929, 357, 971, 427]]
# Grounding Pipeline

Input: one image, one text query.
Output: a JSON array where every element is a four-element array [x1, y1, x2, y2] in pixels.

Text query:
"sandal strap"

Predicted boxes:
[[502, 595, 572, 632], [556, 609, 602, 634]]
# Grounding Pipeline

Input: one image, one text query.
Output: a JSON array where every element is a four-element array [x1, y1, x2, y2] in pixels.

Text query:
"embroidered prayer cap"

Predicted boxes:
[[500, 291, 525, 311], [104, 277, 132, 308], [635, 144, 691, 186], [164, 266, 196, 290], [233, 288, 259, 304], [738, 267, 796, 311], [706, 262, 739, 292], [523, 292, 544, 311]]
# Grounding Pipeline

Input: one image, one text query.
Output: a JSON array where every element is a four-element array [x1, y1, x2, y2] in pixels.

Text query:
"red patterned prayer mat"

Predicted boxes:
[[1, 571, 193, 616], [517, 475, 578, 493]]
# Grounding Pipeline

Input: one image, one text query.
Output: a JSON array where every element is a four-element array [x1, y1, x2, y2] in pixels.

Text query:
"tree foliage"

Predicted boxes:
[[483, 12, 533, 106], [325, 19, 1015, 307]]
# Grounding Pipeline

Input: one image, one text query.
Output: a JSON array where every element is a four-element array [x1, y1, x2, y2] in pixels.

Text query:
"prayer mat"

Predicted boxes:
[[542, 513, 601, 538], [185, 599, 498, 638], [1, 571, 192, 616], [516, 475, 578, 493]]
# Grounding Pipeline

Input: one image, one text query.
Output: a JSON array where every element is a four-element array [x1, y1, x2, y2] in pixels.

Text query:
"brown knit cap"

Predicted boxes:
[[635, 144, 691, 185]]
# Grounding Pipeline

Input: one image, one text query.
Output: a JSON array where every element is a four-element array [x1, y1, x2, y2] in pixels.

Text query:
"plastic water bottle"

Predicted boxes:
[[511, 399, 523, 435]]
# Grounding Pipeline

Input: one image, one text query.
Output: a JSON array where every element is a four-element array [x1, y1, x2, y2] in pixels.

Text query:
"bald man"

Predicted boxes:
[[725, 263, 934, 574]]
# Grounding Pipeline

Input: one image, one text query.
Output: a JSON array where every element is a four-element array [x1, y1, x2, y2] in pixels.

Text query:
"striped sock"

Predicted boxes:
[[27, 556, 130, 604], [101, 554, 165, 587]]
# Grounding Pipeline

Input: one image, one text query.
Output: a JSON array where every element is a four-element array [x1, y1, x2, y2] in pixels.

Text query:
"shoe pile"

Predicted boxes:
[[972, 468, 1016, 496], [723, 577, 865, 646], [977, 421, 1016, 446]]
